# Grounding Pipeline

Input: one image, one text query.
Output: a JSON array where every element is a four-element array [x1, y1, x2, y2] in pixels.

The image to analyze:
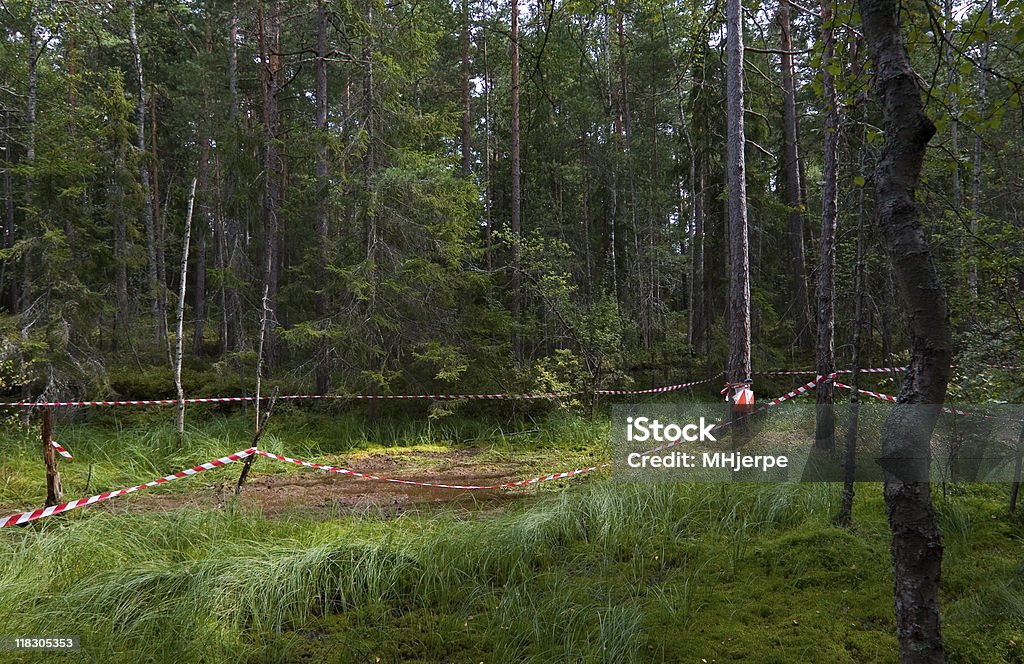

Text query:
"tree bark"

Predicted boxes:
[[689, 156, 705, 354], [943, 0, 960, 215], [838, 129, 871, 526], [176, 178, 198, 448], [778, 0, 811, 351], [510, 0, 522, 359], [816, 0, 839, 450], [969, 0, 991, 299], [2, 131, 14, 312], [41, 408, 61, 507], [128, 0, 161, 343], [22, 9, 38, 316], [725, 0, 751, 391], [258, 1, 282, 376], [859, 0, 952, 660], [315, 0, 332, 394], [461, 0, 472, 177]]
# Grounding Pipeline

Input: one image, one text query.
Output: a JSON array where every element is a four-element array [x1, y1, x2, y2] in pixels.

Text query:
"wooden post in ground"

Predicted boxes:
[[41, 408, 62, 507], [235, 393, 276, 496]]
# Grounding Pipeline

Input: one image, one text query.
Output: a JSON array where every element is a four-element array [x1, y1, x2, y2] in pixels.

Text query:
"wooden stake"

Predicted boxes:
[[235, 392, 276, 496], [41, 408, 62, 507]]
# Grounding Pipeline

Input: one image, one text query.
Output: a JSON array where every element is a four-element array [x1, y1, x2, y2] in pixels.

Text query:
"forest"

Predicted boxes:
[[1, 0, 1023, 661]]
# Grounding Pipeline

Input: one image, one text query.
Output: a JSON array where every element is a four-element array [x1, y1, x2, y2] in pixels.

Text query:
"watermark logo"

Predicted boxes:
[[625, 416, 717, 443]]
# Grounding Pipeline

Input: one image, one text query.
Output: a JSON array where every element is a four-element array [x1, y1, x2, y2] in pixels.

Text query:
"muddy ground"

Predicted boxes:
[[95, 448, 544, 519]]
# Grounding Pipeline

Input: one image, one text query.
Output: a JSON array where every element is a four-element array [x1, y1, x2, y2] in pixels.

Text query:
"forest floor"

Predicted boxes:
[[1, 408, 1022, 663], [100, 447, 534, 519]]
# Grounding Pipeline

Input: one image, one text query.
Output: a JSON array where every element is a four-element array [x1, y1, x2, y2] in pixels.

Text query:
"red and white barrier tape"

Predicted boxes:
[[51, 440, 72, 460], [759, 367, 902, 376], [832, 382, 977, 417], [0, 377, 875, 528], [0, 377, 720, 409], [762, 374, 836, 407], [595, 377, 718, 395], [832, 382, 896, 403], [255, 449, 608, 490], [0, 448, 255, 528]]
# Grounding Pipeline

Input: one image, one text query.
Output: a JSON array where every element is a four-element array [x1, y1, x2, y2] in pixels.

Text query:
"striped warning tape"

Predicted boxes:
[[51, 440, 72, 460], [0, 377, 719, 409], [0, 448, 255, 528], [0, 378, 852, 527], [762, 374, 836, 407], [832, 382, 896, 403], [255, 449, 608, 490], [595, 376, 719, 395], [833, 382, 980, 418], [759, 367, 903, 376]]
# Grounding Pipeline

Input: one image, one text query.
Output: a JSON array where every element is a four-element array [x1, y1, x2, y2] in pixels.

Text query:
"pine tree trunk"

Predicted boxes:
[[816, 0, 839, 450], [461, 0, 472, 177], [129, 1, 161, 343], [690, 157, 705, 354], [258, 1, 282, 376], [969, 0, 990, 299], [725, 0, 751, 390], [23, 10, 37, 317], [838, 128, 871, 526], [315, 0, 332, 395], [149, 95, 167, 342], [859, 0, 952, 659], [2, 136, 14, 312], [510, 0, 522, 359], [778, 0, 811, 351]]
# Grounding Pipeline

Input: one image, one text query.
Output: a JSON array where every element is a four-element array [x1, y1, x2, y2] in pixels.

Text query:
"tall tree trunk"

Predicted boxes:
[[778, 0, 811, 351], [113, 142, 130, 340], [2, 130, 14, 312], [22, 10, 38, 317], [510, 0, 522, 359], [943, 0, 960, 215], [690, 157, 705, 354], [838, 128, 871, 526], [192, 177, 208, 355], [149, 94, 167, 342], [969, 0, 991, 299], [725, 0, 751, 392], [175, 179, 198, 447], [315, 0, 332, 395], [482, 26, 493, 269], [461, 0, 472, 177], [859, 0, 952, 660], [258, 1, 282, 376], [229, 1, 239, 119], [224, 2, 242, 353], [816, 0, 839, 450], [128, 0, 160, 343]]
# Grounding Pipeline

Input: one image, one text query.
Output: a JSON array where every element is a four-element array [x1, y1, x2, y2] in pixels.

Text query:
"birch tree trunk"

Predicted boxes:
[[175, 178, 198, 448], [858, 0, 952, 659]]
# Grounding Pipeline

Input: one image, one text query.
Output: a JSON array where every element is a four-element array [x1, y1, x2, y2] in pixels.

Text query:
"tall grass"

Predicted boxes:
[[0, 411, 1021, 662]]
